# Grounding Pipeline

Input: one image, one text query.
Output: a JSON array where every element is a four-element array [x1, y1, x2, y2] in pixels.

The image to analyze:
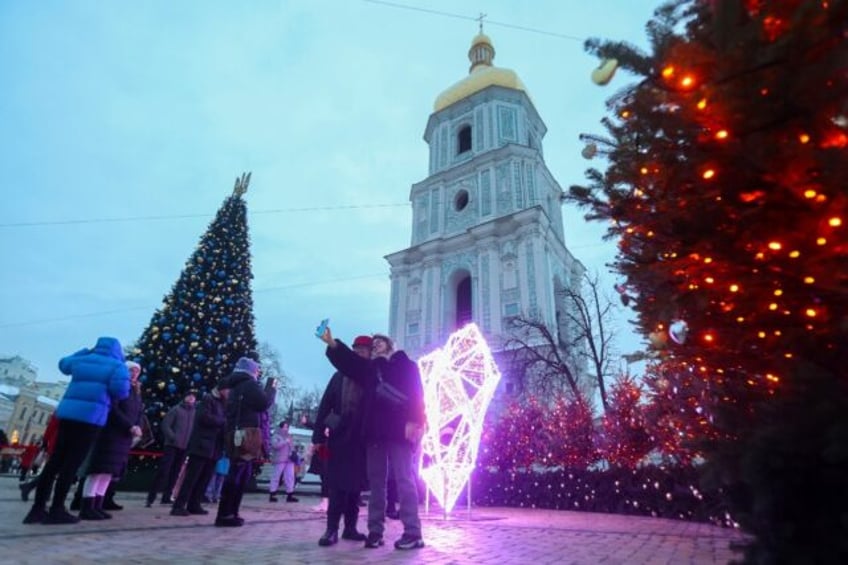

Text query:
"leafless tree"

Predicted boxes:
[[503, 316, 583, 401], [504, 272, 618, 412], [257, 341, 294, 423], [558, 272, 617, 412]]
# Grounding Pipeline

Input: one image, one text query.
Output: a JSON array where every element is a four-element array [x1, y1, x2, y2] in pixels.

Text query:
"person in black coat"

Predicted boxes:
[[214, 357, 276, 527], [170, 378, 232, 516], [313, 334, 371, 547], [320, 327, 426, 551], [78, 361, 144, 520]]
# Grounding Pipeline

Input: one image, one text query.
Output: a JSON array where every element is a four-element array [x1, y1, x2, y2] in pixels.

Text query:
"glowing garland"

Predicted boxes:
[[417, 323, 502, 513]]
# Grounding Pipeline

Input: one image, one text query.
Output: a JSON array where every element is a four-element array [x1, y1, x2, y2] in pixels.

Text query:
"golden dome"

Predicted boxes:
[[434, 33, 527, 112]]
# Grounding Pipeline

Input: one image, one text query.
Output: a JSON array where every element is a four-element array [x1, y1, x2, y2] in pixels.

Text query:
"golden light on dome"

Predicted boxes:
[[828, 217, 842, 227], [715, 129, 729, 140], [774, 289, 783, 296], [804, 276, 815, 284], [697, 98, 707, 109], [804, 189, 817, 198], [758, 331, 766, 338], [799, 133, 810, 143], [817, 237, 827, 245], [704, 257, 712, 263], [702, 169, 715, 179], [789, 250, 800, 258], [766, 374, 779, 383], [705, 276, 714, 284], [680, 75, 695, 88], [769, 303, 778, 310], [736, 316, 745, 322], [805, 308, 817, 317], [662, 65, 675, 78], [729, 284, 739, 292], [768, 241, 782, 250]]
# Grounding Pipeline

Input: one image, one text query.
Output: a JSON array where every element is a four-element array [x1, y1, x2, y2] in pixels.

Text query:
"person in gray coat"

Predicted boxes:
[[145, 392, 196, 506]]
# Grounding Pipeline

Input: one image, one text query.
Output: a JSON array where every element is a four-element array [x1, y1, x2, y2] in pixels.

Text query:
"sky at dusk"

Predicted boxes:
[[0, 0, 657, 392]]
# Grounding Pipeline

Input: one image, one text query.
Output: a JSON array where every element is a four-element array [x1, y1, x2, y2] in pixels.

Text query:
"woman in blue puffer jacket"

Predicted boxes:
[[23, 336, 130, 525]]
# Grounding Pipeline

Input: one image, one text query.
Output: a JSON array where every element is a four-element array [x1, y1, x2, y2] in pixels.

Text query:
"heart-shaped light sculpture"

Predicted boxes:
[[417, 323, 502, 513]]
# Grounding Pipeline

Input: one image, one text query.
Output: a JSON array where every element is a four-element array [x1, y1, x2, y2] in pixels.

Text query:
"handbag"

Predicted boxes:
[[228, 392, 264, 461], [375, 369, 408, 408]]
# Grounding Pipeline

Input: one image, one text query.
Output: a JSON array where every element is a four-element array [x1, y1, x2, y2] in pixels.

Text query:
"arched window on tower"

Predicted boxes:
[[456, 275, 472, 328], [457, 125, 472, 154]]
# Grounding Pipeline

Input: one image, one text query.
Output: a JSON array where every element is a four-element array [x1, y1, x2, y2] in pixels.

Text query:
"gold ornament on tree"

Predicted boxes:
[[591, 58, 618, 85]]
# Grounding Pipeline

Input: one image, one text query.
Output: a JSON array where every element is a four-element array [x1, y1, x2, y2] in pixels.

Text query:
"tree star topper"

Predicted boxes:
[[232, 171, 251, 197]]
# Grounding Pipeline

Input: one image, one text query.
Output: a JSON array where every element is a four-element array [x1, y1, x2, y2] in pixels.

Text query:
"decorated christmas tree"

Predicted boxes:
[[600, 374, 653, 469], [569, 1, 847, 560], [129, 173, 258, 463]]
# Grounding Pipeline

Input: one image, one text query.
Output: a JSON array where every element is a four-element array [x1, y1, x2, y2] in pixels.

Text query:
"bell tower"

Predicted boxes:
[[386, 32, 585, 360]]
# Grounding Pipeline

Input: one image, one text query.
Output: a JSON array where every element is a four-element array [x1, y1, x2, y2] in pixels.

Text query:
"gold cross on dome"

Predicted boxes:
[[476, 12, 487, 33]]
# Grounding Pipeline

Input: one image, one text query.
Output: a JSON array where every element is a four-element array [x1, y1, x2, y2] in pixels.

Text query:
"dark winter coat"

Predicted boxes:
[[225, 371, 276, 433], [56, 337, 130, 426], [325, 341, 425, 443], [186, 391, 228, 460], [161, 401, 195, 449], [312, 371, 367, 492], [87, 388, 144, 477]]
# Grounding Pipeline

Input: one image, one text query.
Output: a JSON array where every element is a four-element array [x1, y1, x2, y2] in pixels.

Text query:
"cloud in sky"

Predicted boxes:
[[0, 0, 656, 388]]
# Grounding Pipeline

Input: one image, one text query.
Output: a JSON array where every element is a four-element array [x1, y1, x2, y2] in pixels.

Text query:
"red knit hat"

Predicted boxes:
[[352, 335, 373, 348]]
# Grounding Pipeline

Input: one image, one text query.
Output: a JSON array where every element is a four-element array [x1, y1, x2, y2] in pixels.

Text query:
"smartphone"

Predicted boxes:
[[314, 318, 330, 338]]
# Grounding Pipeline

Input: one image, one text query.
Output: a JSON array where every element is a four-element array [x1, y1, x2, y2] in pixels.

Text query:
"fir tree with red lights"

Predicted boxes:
[[128, 174, 258, 472], [570, 1, 847, 560], [600, 374, 653, 468]]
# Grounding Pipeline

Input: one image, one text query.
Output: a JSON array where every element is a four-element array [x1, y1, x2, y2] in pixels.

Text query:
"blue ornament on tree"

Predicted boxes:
[[176, 323, 185, 332], [168, 383, 177, 393], [162, 332, 172, 341], [193, 372, 202, 382]]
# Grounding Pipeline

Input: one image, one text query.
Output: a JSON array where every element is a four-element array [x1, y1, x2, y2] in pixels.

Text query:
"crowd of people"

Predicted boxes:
[[15, 325, 427, 551]]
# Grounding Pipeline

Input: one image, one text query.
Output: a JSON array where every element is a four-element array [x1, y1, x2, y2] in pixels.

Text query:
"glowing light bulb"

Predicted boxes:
[[828, 217, 842, 227], [804, 189, 817, 198], [799, 133, 810, 143], [697, 98, 707, 109], [680, 75, 695, 88], [769, 303, 778, 310], [789, 250, 800, 258], [715, 130, 728, 140], [758, 331, 766, 338], [805, 308, 817, 317], [817, 237, 827, 245], [662, 66, 675, 78], [804, 276, 815, 284], [705, 277, 714, 284], [774, 289, 783, 296], [704, 257, 712, 263], [768, 242, 782, 250], [702, 169, 715, 179], [729, 284, 739, 292]]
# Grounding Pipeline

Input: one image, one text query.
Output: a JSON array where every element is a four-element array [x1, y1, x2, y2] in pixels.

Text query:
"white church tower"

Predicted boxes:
[[386, 32, 585, 364]]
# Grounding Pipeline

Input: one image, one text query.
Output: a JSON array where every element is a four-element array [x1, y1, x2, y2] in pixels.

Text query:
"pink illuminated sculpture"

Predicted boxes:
[[417, 323, 502, 514]]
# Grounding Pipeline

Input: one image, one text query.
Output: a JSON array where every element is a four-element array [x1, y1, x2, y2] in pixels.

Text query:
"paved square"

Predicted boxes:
[[0, 477, 744, 564]]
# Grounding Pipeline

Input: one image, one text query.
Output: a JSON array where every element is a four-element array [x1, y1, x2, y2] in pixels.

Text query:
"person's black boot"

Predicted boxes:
[[43, 506, 80, 525], [103, 484, 122, 510], [78, 497, 103, 521], [318, 529, 339, 546], [269, 491, 278, 502], [22, 504, 47, 524], [286, 492, 299, 502], [342, 528, 367, 541], [94, 496, 112, 519], [19, 478, 38, 502], [69, 486, 83, 511]]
